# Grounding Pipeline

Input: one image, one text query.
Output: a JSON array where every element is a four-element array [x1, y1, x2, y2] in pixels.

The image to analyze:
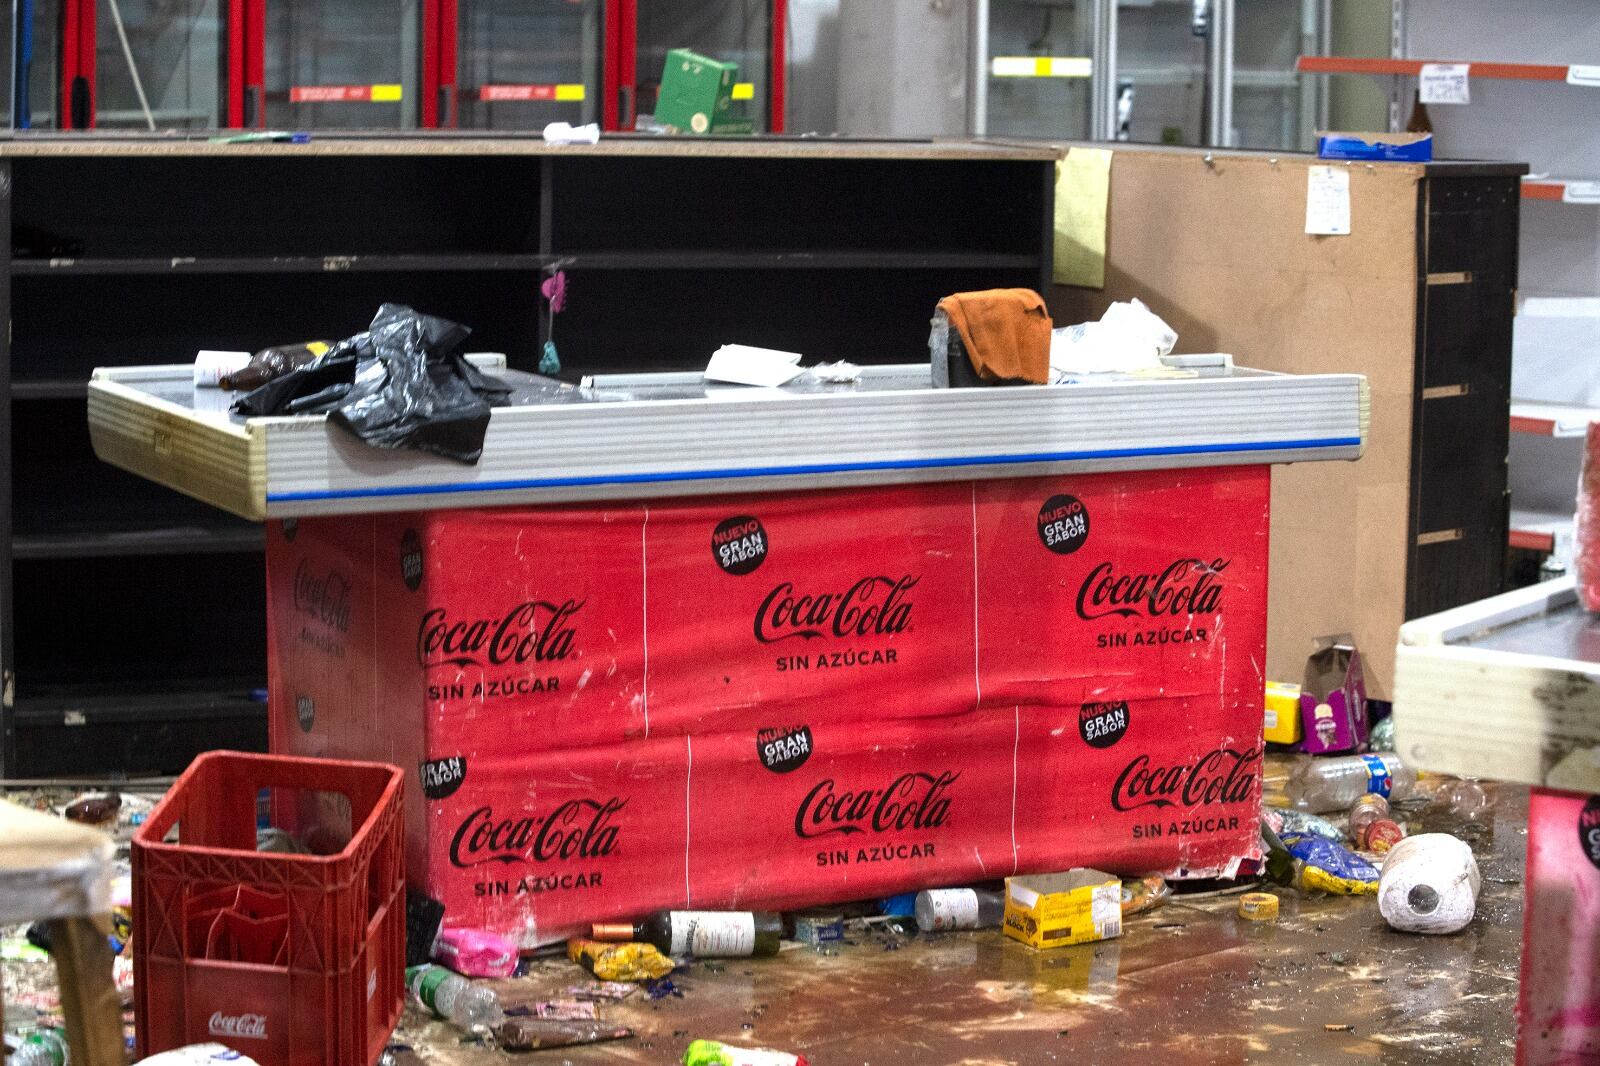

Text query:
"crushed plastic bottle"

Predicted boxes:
[[1284, 753, 1416, 813], [10, 1028, 68, 1066], [405, 964, 505, 1030], [1378, 833, 1482, 934]]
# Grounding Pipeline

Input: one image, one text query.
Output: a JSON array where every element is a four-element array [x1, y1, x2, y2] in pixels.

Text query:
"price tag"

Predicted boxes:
[[1567, 65, 1600, 87], [1305, 166, 1351, 236], [1419, 63, 1471, 105]]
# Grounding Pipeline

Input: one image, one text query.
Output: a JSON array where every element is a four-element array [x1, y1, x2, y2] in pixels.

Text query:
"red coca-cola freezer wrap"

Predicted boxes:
[[269, 467, 1274, 941], [643, 481, 978, 735], [422, 733, 691, 948], [974, 467, 1270, 707], [1013, 700, 1264, 878]]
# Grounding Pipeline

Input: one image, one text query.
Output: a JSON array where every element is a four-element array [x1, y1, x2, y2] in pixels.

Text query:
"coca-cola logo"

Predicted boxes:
[[755, 576, 917, 643], [417, 600, 582, 668], [419, 755, 467, 800], [1079, 701, 1129, 749], [1582, 796, 1600, 873], [713, 515, 768, 575], [449, 799, 625, 868], [293, 559, 351, 632], [208, 1011, 267, 1041], [1038, 494, 1090, 555], [1076, 558, 1229, 621], [1110, 747, 1260, 812], [400, 528, 424, 591], [757, 725, 813, 773], [794, 771, 959, 839]]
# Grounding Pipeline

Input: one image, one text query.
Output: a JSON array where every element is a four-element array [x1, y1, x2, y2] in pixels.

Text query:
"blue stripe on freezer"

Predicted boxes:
[[267, 436, 1363, 504]]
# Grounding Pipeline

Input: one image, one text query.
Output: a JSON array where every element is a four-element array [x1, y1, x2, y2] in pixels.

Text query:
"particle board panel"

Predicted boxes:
[[1047, 149, 1425, 698]]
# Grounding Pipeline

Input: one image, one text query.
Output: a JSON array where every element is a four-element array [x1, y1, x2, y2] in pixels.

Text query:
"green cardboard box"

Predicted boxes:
[[656, 48, 743, 135]]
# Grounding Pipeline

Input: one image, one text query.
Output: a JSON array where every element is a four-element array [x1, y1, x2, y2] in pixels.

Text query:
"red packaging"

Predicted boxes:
[[271, 468, 1272, 944]]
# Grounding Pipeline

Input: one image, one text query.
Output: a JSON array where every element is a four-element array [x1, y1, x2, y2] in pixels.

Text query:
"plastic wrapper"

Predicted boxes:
[[1284, 834, 1379, 895], [1576, 419, 1600, 611], [234, 304, 512, 464], [565, 939, 674, 981], [1264, 807, 1343, 842], [433, 927, 518, 978], [219, 342, 330, 391], [1119, 875, 1170, 916]]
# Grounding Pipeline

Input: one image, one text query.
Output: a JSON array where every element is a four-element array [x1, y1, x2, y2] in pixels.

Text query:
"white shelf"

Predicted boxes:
[[1510, 400, 1600, 438]]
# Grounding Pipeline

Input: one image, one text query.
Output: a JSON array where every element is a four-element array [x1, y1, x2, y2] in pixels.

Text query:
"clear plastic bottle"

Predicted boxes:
[[1284, 753, 1416, 813], [10, 1028, 68, 1066], [914, 888, 1004, 932], [405, 964, 505, 1030]]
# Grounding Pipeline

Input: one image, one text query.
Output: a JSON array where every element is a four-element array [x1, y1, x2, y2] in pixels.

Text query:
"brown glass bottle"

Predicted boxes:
[[1406, 90, 1433, 134], [590, 910, 782, 957]]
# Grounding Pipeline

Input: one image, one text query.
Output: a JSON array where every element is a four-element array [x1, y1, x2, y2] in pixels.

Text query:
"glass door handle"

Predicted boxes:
[[437, 85, 454, 127], [244, 85, 262, 127], [619, 85, 634, 129]]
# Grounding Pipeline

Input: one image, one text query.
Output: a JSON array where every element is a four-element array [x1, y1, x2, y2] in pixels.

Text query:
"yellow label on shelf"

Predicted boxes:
[[555, 83, 587, 102], [731, 82, 756, 100], [991, 56, 1093, 79], [370, 84, 404, 102]]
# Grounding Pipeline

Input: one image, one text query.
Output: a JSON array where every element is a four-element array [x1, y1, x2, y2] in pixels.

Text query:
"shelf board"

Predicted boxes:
[[12, 524, 264, 559], [10, 252, 555, 276], [1509, 400, 1600, 438], [1297, 56, 1592, 83], [549, 250, 1041, 270], [12, 378, 88, 399], [1523, 178, 1600, 204], [1508, 507, 1570, 553], [8, 250, 1039, 276], [11, 686, 266, 728]]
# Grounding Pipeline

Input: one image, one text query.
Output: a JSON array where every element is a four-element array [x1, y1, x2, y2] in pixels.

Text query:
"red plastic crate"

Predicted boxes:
[[133, 751, 405, 1066]]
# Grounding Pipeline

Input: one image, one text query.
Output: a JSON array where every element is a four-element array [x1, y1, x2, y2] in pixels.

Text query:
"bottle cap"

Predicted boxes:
[[1238, 892, 1280, 922], [589, 923, 635, 941]]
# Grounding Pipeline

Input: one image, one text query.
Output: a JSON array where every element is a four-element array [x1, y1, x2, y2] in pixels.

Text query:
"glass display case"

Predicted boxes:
[[983, 0, 1103, 140], [627, 0, 780, 131], [260, 0, 419, 128], [454, 0, 604, 130]]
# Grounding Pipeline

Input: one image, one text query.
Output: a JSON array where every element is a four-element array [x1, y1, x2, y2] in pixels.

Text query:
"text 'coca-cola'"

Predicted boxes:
[[449, 799, 625, 868], [1110, 746, 1260, 812], [417, 600, 583, 668], [1076, 558, 1229, 621], [794, 771, 959, 838], [755, 576, 918, 643]]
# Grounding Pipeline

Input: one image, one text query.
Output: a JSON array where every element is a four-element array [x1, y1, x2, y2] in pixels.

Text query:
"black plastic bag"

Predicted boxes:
[[234, 304, 512, 464]]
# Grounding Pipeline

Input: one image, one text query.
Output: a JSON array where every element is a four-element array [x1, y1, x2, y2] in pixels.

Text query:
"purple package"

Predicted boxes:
[[1298, 636, 1368, 754]]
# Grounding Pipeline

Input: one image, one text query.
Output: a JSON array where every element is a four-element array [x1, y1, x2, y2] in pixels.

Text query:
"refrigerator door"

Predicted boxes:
[[1228, 0, 1323, 150], [94, 0, 226, 129], [982, 0, 1101, 140], [627, 0, 778, 132], [455, 0, 604, 129], [262, 0, 422, 127]]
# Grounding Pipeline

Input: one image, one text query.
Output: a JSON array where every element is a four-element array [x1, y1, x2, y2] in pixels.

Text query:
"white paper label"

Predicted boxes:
[[922, 888, 980, 930], [1090, 885, 1123, 939], [1263, 707, 1279, 730], [667, 911, 756, 956], [1564, 181, 1600, 204], [1419, 63, 1471, 105], [1567, 65, 1600, 87], [1305, 166, 1352, 236]]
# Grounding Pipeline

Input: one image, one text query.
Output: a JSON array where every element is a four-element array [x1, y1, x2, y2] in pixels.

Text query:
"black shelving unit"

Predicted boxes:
[[0, 134, 1057, 777]]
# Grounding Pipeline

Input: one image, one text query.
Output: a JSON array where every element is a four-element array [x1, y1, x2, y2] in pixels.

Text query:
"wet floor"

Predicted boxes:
[[399, 785, 1530, 1066]]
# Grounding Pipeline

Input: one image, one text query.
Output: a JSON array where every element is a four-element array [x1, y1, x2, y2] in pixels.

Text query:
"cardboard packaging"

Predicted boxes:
[[1316, 131, 1433, 162], [654, 48, 741, 135], [1003, 869, 1123, 949], [269, 469, 1271, 945], [1298, 636, 1368, 754], [1264, 681, 1304, 745]]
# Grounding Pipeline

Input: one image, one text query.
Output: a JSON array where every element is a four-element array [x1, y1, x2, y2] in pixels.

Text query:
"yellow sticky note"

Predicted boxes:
[[1054, 147, 1112, 288]]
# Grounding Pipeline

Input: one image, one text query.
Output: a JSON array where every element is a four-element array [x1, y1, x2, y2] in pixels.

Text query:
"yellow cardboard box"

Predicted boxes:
[[1003, 869, 1122, 949], [1264, 680, 1303, 745]]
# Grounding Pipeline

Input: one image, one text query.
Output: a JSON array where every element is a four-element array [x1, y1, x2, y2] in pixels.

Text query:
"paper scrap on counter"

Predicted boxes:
[[1419, 63, 1470, 105], [705, 344, 805, 387], [1305, 166, 1351, 236], [193, 349, 251, 387], [544, 121, 601, 144], [1053, 147, 1113, 288], [1566, 64, 1600, 87]]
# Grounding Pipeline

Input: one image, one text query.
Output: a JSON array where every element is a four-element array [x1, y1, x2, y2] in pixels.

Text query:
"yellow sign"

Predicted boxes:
[[370, 84, 404, 102], [1053, 147, 1113, 289], [731, 82, 756, 100], [991, 56, 1093, 78], [555, 84, 586, 101]]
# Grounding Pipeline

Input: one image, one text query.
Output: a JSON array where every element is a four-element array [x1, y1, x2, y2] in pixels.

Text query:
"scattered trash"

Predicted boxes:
[[1356, 818, 1406, 855], [645, 977, 684, 1000], [516, 1000, 597, 1020], [914, 888, 1003, 933], [802, 360, 862, 384], [1264, 807, 1344, 842], [683, 1038, 810, 1066], [1238, 892, 1281, 922], [566, 981, 637, 1002], [9, 1027, 68, 1066], [1283, 834, 1380, 895], [704, 344, 805, 387], [63, 792, 121, 827], [404, 890, 446, 968], [1347, 794, 1391, 840], [1263, 681, 1304, 745], [1284, 753, 1416, 813], [1049, 297, 1175, 377], [542, 121, 601, 145], [432, 927, 518, 978], [218, 341, 331, 391], [405, 964, 505, 1031], [1297, 635, 1369, 754], [1002, 870, 1122, 949], [567, 938, 676, 981], [494, 1019, 634, 1051], [1369, 715, 1397, 752], [254, 827, 307, 854], [1323, 1023, 1355, 1033], [1433, 778, 1493, 822], [1119, 875, 1170, 917], [1378, 834, 1482, 935], [791, 911, 844, 946], [591, 910, 782, 958]]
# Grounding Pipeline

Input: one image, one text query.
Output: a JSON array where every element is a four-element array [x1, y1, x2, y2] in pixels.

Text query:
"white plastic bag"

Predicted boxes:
[[1049, 297, 1177, 377]]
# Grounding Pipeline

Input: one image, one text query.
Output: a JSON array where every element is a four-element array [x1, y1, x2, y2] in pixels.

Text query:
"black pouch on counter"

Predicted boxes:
[[928, 307, 984, 388], [235, 303, 511, 464]]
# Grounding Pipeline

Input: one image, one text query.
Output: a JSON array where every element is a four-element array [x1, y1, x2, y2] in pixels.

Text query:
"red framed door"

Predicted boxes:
[[609, 0, 785, 132], [241, 0, 426, 129], [47, 0, 228, 129], [58, 0, 94, 128], [444, 0, 606, 130]]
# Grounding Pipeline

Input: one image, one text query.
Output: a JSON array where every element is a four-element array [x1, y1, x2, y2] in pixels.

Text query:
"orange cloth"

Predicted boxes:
[[937, 288, 1053, 385]]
